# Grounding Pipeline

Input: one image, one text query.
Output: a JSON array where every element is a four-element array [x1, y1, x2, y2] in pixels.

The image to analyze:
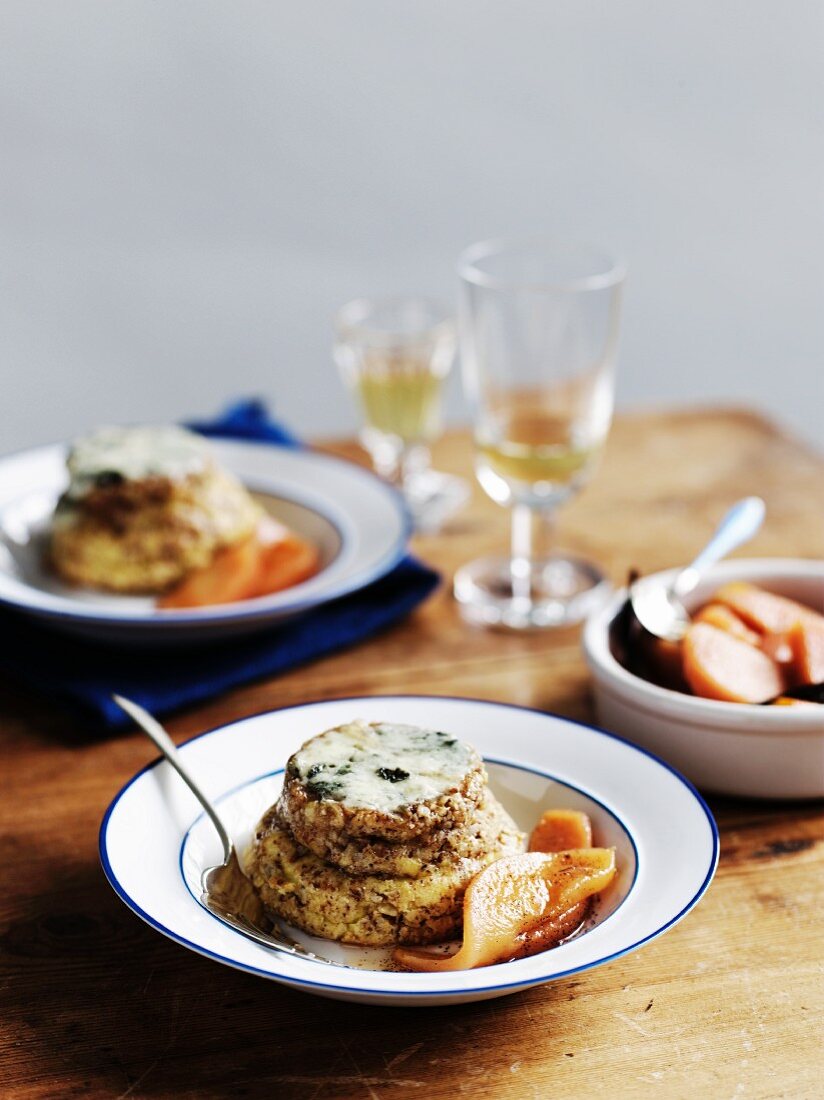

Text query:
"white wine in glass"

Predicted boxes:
[[334, 297, 470, 531], [353, 348, 445, 445], [455, 237, 625, 629]]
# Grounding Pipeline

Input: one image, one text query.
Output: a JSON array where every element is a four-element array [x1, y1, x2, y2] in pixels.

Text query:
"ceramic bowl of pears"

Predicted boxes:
[[583, 559, 824, 800]]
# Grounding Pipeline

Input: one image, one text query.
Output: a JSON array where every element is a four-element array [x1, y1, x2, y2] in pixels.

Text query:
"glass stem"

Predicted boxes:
[[510, 504, 534, 603], [510, 504, 554, 602], [400, 444, 430, 495], [369, 438, 407, 486], [389, 444, 408, 488]]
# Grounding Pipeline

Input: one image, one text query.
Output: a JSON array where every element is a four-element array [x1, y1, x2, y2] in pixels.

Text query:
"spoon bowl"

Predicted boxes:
[[111, 694, 337, 966], [629, 497, 765, 642], [628, 576, 692, 643]]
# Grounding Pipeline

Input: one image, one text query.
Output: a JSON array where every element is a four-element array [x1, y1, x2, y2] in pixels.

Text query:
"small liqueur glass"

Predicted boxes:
[[334, 296, 469, 531], [455, 237, 625, 629]]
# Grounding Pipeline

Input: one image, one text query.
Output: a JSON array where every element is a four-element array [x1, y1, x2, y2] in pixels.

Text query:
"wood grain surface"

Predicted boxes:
[[1, 407, 822, 1100]]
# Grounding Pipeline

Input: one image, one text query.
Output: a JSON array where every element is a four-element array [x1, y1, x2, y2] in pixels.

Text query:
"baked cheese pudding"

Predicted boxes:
[[246, 721, 525, 946], [250, 795, 522, 945], [277, 720, 487, 843], [51, 425, 261, 593]]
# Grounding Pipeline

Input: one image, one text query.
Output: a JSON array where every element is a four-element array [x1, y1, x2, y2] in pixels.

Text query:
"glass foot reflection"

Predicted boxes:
[[454, 553, 611, 629]]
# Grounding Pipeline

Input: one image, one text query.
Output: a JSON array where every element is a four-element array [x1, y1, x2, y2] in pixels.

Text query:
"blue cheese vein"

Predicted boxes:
[[292, 721, 477, 814]]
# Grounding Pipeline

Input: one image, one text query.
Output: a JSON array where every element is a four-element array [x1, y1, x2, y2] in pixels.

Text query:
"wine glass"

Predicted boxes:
[[334, 296, 469, 531], [455, 237, 625, 629]]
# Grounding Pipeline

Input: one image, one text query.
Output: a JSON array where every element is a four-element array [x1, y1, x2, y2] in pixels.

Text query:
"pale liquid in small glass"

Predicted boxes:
[[352, 351, 444, 444]]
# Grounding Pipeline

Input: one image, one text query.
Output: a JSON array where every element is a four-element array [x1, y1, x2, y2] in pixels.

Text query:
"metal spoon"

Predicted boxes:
[[111, 693, 335, 965], [629, 497, 766, 642]]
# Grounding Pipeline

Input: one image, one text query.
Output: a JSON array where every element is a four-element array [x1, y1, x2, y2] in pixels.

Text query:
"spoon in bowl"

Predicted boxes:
[[629, 497, 766, 642], [111, 693, 335, 965]]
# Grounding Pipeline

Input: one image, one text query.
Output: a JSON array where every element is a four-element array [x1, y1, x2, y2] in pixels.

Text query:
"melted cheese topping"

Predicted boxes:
[[65, 425, 210, 499], [291, 721, 477, 813]]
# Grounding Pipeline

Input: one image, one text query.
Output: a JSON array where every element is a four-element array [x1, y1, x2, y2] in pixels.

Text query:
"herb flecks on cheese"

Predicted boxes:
[[65, 425, 210, 500], [289, 721, 477, 814]]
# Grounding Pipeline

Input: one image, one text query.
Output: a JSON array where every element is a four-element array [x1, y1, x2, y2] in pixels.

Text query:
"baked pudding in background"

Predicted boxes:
[[49, 424, 320, 604]]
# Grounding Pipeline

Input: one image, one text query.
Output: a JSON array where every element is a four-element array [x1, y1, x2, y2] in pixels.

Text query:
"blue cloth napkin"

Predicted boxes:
[[0, 400, 440, 730]]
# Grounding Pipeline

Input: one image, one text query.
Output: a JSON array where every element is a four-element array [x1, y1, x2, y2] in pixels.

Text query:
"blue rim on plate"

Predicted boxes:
[[99, 696, 719, 1000], [0, 440, 412, 627], [177, 758, 642, 955]]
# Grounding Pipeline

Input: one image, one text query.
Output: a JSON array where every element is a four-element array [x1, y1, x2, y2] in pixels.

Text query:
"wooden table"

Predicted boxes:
[[2, 407, 822, 1100]]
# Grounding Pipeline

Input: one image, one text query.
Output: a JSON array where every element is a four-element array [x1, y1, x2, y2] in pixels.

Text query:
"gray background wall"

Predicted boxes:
[[2, 1, 822, 453]]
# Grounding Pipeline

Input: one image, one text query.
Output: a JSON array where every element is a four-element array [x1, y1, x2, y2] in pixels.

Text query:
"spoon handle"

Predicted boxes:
[[112, 694, 232, 864], [672, 496, 766, 600]]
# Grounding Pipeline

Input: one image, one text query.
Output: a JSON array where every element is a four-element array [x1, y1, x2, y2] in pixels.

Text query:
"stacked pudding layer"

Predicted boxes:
[[247, 721, 524, 946], [51, 425, 261, 593]]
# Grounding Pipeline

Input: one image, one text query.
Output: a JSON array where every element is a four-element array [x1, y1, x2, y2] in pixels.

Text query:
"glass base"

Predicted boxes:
[[404, 469, 471, 534], [454, 553, 611, 630]]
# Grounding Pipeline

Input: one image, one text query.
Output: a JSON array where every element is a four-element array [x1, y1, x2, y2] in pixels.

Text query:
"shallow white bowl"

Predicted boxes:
[[100, 696, 717, 1006], [0, 439, 409, 644], [583, 559, 824, 800]]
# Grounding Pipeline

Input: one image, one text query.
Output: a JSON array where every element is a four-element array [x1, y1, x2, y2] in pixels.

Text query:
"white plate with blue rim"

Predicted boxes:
[[99, 696, 718, 1006], [0, 438, 409, 644]]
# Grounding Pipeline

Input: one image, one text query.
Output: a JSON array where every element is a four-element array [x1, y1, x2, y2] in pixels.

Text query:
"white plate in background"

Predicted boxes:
[[0, 438, 410, 644]]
